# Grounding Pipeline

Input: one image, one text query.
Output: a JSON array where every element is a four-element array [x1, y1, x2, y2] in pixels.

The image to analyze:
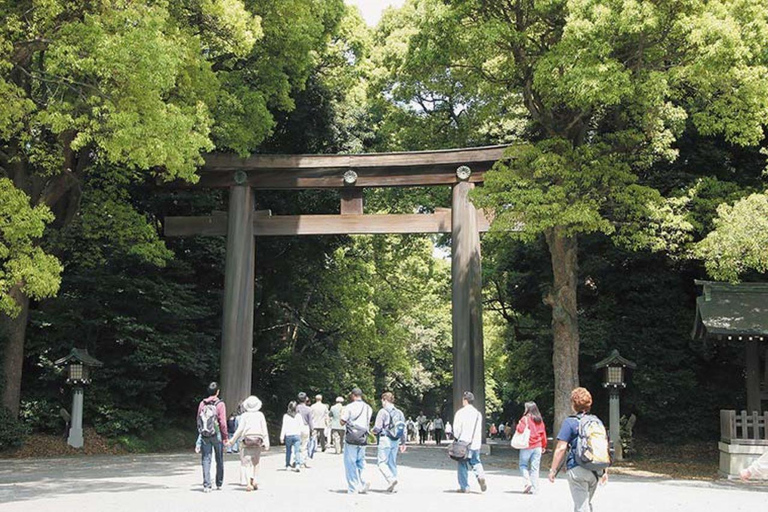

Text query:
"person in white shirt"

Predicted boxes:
[[310, 394, 330, 453], [445, 421, 453, 440], [416, 412, 428, 444], [452, 391, 487, 493], [226, 395, 269, 491], [340, 387, 373, 494], [279, 401, 306, 472]]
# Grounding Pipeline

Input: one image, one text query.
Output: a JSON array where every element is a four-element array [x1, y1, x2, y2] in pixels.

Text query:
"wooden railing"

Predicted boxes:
[[720, 410, 768, 444]]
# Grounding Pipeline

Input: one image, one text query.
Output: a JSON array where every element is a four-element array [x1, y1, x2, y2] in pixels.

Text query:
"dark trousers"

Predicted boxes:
[[419, 428, 427, 444], [201, 436, 224, 489], [435, 428, 443, 445], [314, 428, 327, 452]]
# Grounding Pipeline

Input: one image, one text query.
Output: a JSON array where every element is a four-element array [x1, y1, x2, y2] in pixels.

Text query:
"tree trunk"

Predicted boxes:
[[544, 227, 580, 433], [0, 286, 30, 417]]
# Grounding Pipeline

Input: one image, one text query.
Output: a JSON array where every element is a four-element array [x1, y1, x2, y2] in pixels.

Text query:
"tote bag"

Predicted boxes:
[[510, 417, 531, 449]]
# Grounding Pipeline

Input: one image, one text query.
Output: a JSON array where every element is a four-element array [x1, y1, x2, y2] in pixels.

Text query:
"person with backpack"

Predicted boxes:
[[340, 387, 373, 494], [226, 395, 269, 491], [372, 392, 407, 492], [548, 387, 610, 512], [196, 382, 229, 493], [451, 391, 487, 493], [514, 401, 547, 494], [280, 401, 305, 472]]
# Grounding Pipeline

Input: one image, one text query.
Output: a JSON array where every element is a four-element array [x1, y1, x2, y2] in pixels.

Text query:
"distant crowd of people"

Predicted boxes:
[[202, 384, 765, 510]]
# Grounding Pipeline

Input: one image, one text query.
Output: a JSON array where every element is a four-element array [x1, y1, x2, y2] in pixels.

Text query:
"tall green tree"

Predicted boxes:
[[377, 0, 768, 428], [0, 0, 343, 416]]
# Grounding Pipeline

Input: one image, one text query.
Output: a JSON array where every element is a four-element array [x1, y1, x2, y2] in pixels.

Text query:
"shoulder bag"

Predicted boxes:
[[448, 412, 479, 461]]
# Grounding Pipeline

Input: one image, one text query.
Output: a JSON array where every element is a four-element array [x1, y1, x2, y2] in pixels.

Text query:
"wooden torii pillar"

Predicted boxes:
[[165, 146, 509, 421]]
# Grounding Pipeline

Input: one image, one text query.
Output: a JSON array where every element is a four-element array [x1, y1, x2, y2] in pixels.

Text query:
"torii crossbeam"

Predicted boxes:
[[164, 145, 510, 418]]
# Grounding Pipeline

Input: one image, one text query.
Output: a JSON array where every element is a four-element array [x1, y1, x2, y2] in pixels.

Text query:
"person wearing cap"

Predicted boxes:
[[452, 391, 487, 493], [226, 395, 270, 491], [296, 392, 314, 468], [310, 394, 330, 453], [330, 396, 346, 454], [340, 387, 373, 494]]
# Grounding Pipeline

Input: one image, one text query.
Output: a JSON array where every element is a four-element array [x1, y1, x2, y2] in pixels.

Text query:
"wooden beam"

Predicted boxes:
[[747, 340, 762, 413], [165, 210, 497, 237], [340, 188, 364, 215], [183, 145, 510, 189]]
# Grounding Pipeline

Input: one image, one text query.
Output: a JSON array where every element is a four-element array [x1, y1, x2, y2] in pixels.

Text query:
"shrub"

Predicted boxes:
[[20, 398, 66, 434], [0, 407, 30, 451], [93, 405, 158, 438]]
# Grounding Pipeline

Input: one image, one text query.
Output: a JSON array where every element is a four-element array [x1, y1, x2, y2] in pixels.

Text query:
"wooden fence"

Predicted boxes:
[[720, 410, 768, 444]]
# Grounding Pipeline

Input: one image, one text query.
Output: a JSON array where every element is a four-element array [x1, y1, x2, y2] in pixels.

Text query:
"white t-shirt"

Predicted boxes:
[[342, 399, 372, 430], [453, 405, 483, 451]]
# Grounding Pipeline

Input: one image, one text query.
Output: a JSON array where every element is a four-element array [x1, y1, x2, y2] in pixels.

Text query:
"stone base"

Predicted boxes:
[[718, 441, 768, 478], [68, 427, 84, 449]]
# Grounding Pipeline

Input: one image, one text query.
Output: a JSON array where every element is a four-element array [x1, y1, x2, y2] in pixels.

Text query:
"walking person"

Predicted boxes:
[[280, 401, 305, 472], [341, 387, 373, 494], [226, 395, 269, 491], [296, 392, 314, 467], [433, 416, 444, 445], [453, 391, 487, 493], [515, 401, 547, 494], [548, 387, 609, 512], [373, 392, 407, 493], [196, 382, 229, 493], [406, 417, 417, 442], [330, 396, 345, 454], [310, 394, 330, 453], [445, 421, 453, 440], [416, 411, 428, 445]]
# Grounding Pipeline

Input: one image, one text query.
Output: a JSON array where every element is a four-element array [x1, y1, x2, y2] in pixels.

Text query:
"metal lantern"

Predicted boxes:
[[594, 349, 636, 388]]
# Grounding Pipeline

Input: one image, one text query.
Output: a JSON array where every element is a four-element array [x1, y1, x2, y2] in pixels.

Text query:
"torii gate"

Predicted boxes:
[[164, 145, 508, 419]]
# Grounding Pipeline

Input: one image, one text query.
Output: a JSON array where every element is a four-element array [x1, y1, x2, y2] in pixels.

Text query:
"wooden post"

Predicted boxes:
[[452, 180, 484, 427], [746, 340, 761, 414], [340, 188, 364, 215], [220, 185, 255, 412]]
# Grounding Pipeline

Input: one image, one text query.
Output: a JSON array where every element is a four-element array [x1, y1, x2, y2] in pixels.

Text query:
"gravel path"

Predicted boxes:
[[0, 444, 766, 511]]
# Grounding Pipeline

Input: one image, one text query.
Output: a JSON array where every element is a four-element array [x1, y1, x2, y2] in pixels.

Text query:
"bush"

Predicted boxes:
[[0, 407, 30, 451], [93, 405, 158, 438], [20, 398, 66, 434]]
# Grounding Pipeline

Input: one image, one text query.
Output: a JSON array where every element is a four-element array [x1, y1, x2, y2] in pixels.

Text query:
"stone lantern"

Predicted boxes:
[[593, 349, 637, 461], [55, 348, 103, 448]]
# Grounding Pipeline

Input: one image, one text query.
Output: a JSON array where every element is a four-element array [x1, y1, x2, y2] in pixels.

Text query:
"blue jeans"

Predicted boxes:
[[200, 436, 224, 489], [457, 449, 485, 491], [377, 436, 399, 484], [344, 443, 368, 493], [285, 435, 302, 467], [519, 447, 542, 492]]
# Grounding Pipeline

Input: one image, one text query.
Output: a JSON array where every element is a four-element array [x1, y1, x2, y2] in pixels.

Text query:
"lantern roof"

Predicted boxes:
[[692, 280, 768, 341], [54, 348, 103, 367], [593, 349, 637, 370]]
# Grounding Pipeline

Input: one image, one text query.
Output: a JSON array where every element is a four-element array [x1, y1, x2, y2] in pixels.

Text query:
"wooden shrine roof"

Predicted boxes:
[[692, 280, 768, 341]]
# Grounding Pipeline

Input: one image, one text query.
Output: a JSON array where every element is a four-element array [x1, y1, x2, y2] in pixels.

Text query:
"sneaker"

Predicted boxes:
[[457, 488, 469, 493], [246, 484, 254, 492], [479, 478, 487, 492], [293, 467, 301, 473], [360, 482, 370, 494], [523, 483, 532, 494], [216, 486, 222, 491], [203, 487, 212, 494], [387, 479, 398, 493]]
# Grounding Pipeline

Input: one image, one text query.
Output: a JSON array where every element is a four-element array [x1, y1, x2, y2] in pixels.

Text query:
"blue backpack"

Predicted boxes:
[[385, 407, 406, 440]]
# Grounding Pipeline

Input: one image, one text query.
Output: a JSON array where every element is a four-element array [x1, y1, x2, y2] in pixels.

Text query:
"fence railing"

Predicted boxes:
[[720, 410, 768, 444]]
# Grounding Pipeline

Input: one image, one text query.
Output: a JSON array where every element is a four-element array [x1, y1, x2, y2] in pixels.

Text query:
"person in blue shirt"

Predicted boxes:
[[548, 387, 608, 512]]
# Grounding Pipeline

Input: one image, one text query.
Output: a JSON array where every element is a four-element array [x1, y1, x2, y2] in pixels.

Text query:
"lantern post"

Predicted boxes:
[[55, 349, 103, 449], [593, 350, 637, 461]]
